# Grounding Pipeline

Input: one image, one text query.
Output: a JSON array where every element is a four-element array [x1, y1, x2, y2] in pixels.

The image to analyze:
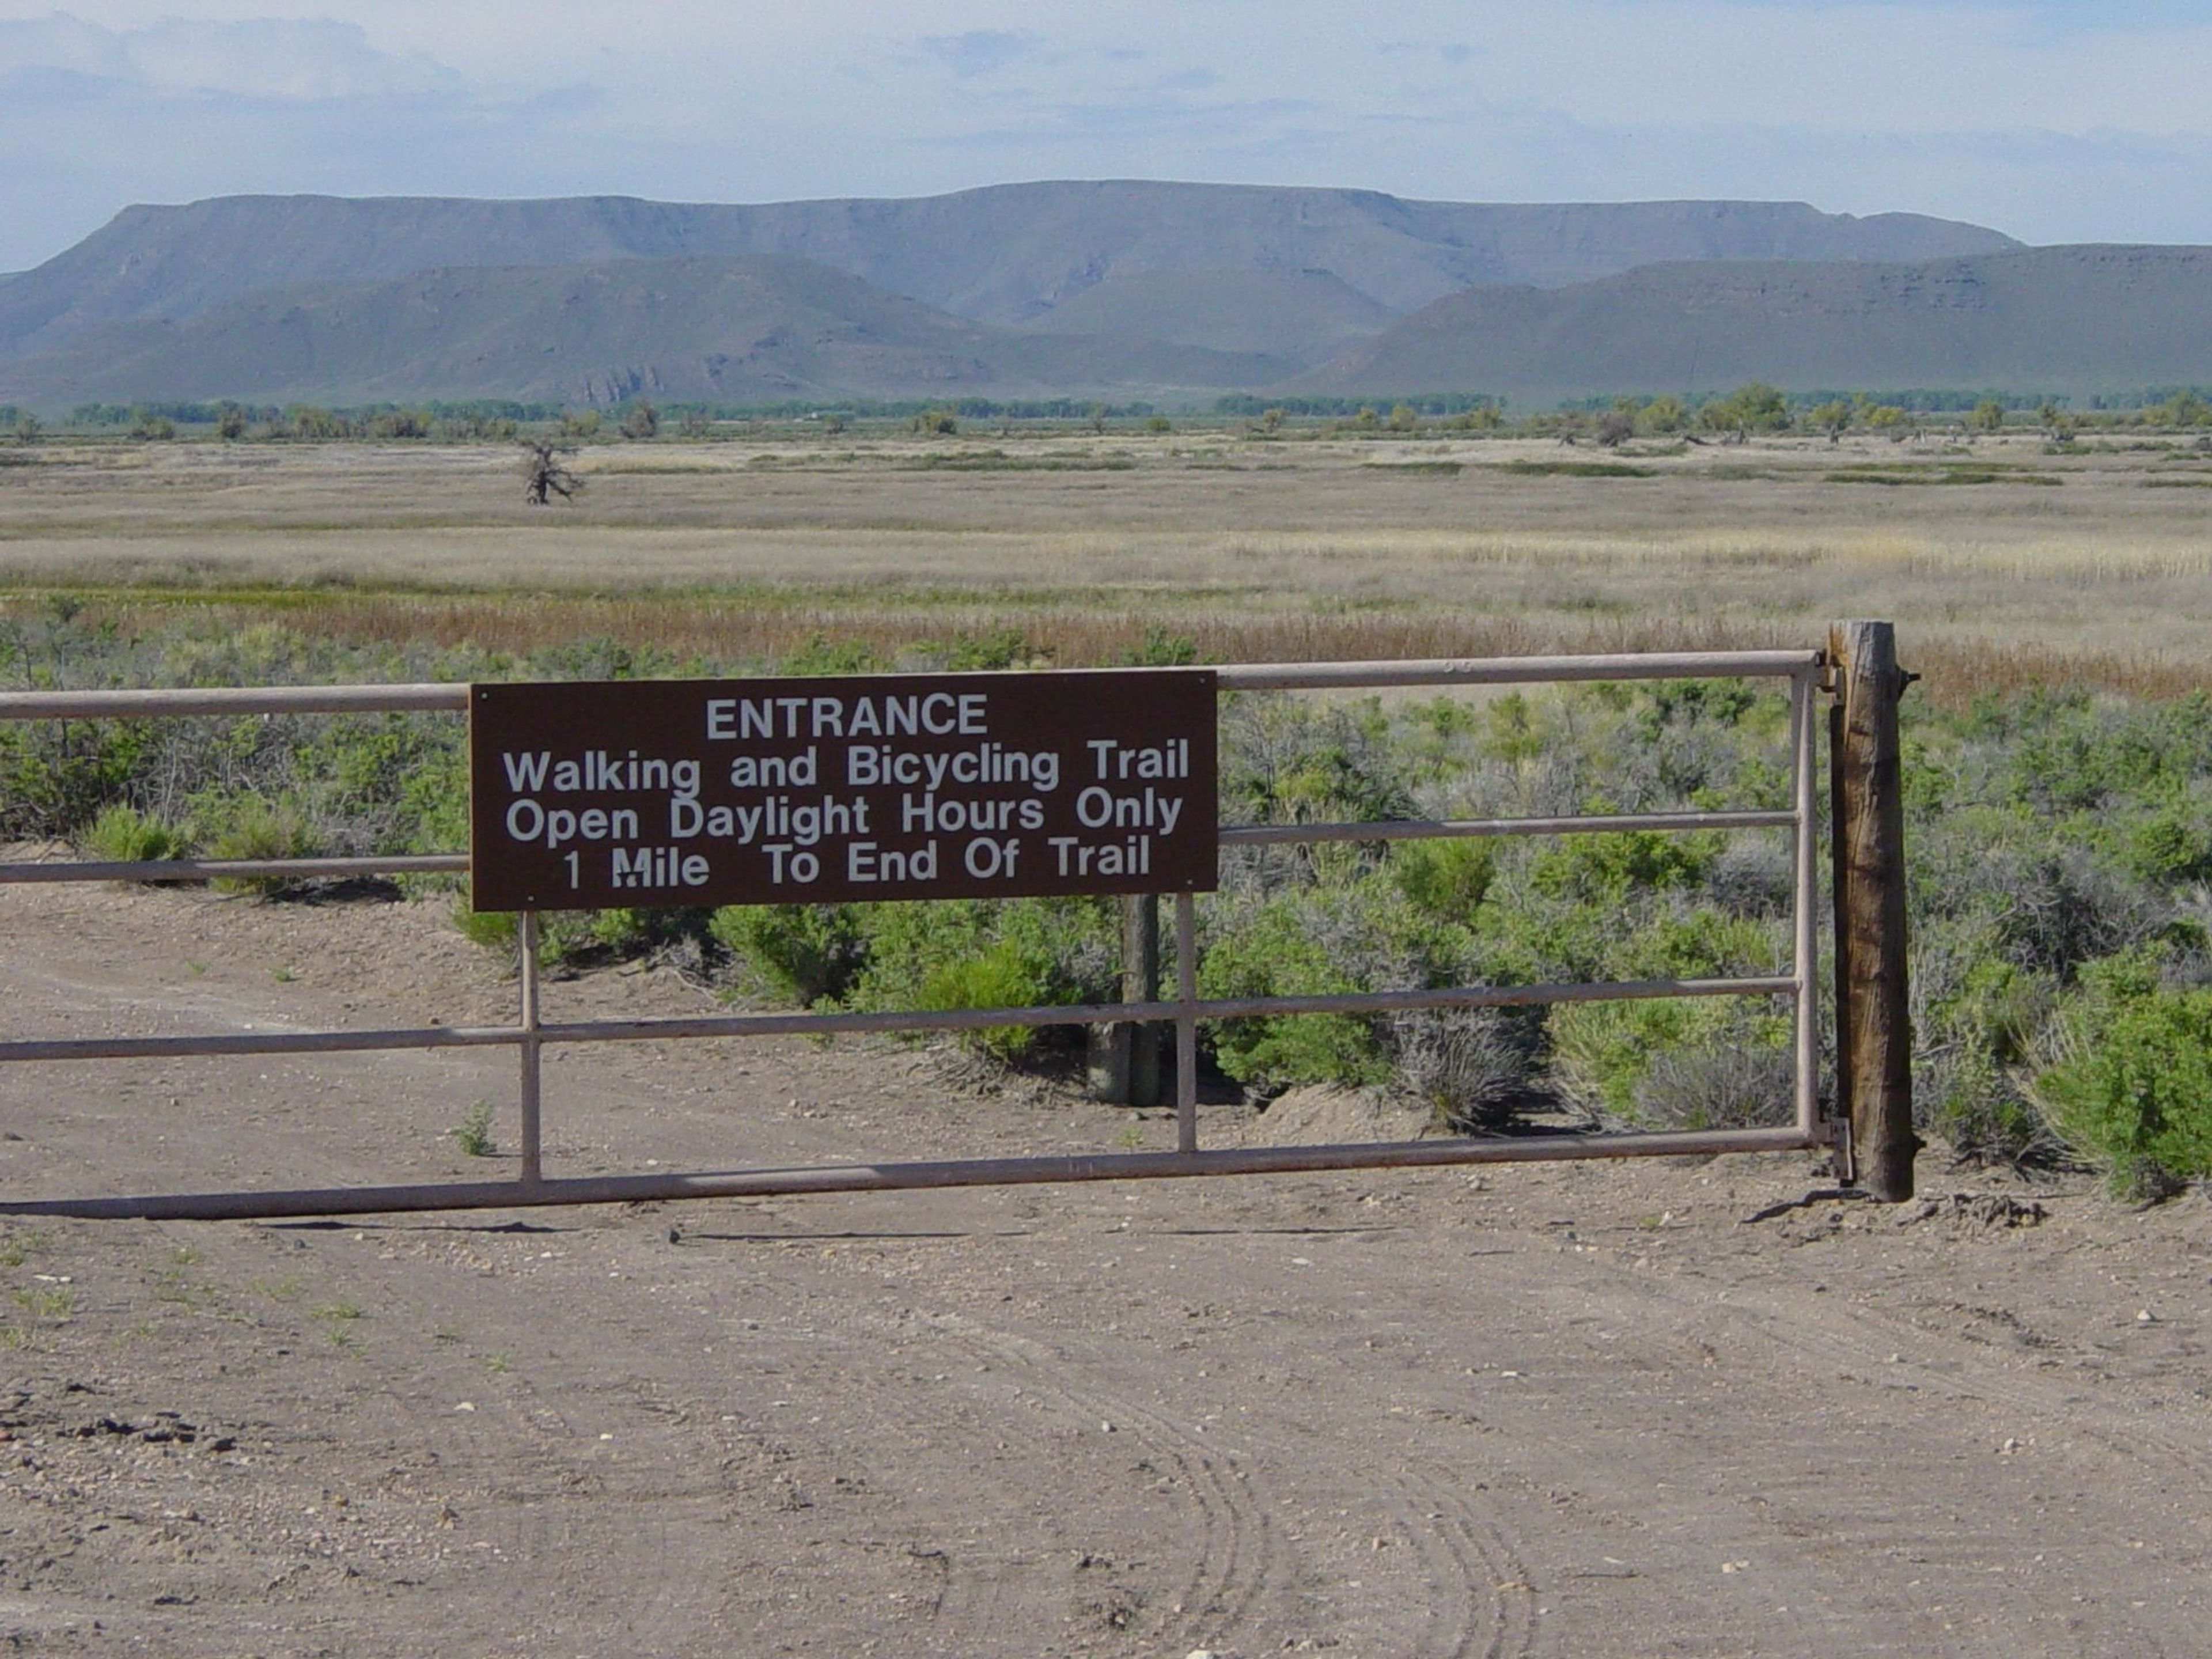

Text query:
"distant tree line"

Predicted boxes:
[[1214, 392, 1506, 418], [12, 384, 2212, 446], [1230, 384, 2212, 445], [1279, 385, 2212, 421]]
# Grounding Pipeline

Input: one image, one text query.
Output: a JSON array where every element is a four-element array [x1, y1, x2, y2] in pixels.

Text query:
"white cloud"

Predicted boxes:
[[918, 30, 1043, 79], [0, 13, 456, 99]]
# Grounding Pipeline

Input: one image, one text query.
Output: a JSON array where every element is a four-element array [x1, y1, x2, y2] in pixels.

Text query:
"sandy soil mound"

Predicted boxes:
[[1226, 1084, 1436, 1147]]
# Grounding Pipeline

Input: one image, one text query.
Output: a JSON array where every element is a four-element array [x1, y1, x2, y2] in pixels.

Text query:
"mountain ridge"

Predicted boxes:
[[14, 241, 2209, 411], [34, 186, 2207, 410], [0, 182, 2018, 372], [1293, 243, 2212, 402], [0, 253, 1296, 408]]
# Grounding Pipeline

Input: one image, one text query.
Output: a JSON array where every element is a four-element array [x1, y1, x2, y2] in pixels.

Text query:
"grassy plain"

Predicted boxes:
[[3, 427, 2212, 699]]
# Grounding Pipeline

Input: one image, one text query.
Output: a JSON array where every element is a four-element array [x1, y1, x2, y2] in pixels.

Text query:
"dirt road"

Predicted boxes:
[[2, 880, 2207, 1657]]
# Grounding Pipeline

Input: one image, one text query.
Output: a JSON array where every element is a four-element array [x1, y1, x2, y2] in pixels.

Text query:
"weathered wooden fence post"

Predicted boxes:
[[1124, 893, 1164, 1108], [1828, 620, 1916, 1200], [1088, 893, 1163, 1107]]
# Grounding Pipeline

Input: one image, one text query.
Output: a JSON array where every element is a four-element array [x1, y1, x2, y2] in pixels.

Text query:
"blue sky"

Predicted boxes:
[[4, 1, 2211, 271]]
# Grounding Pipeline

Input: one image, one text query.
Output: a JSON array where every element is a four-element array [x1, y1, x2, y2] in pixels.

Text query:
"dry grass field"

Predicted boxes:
[[4, 428, 2211, 699]]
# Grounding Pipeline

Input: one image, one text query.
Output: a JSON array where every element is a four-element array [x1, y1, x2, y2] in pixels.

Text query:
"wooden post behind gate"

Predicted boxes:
[[1088, 894, 1163, 1107]]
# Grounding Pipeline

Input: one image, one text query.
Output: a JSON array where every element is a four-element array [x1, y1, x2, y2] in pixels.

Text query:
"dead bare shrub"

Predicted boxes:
[[1388, 1006, 1544, 1132], [1631, 1042, 1793, 1130]]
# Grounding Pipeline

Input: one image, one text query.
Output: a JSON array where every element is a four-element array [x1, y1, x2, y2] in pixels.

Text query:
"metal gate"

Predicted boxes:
[[0, 647, 1846, 1220]]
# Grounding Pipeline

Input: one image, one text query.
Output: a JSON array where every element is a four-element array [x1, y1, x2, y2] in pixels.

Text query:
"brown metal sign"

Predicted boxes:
[[469, 669, 1218, 911]]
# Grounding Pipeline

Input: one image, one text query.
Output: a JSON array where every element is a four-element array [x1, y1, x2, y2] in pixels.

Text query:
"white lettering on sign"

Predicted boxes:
[[704, 693, 989, 741], [611, 847, 711, 889], [505, 798, 642, 850], [502, 749, 702, 798], [1046, 836, 1152, 877], [1086, 738, 1190, 780], [844, 744, 1058, 790], [848, 840, 941, 882], [1074, 786, 1183, 835], [472, 670, 1215, 910], [669, 793, 870, 846]]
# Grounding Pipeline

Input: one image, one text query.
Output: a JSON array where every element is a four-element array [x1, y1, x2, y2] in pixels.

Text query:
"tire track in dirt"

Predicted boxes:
[[926, 1310, 1293, 1654], [1384, 1468, 1541, 1659]]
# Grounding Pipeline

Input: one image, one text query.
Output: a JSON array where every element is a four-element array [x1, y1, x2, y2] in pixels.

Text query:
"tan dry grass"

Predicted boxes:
[[4, 433, 2210, 702]]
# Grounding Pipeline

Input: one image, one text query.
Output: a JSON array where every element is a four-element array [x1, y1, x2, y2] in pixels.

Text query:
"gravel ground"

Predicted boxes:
[[3, 877, 2209, 1657]]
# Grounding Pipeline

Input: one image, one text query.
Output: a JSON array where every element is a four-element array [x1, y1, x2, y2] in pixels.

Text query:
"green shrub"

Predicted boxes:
[[1528, 830, 1717, 903], [1550, 996, 1790, 1126], [81, 804, 186, 865], [453, 906, 518, 951], [2033, 960, 2212, 1200], [0, 718, 151, 838], [1922, 1040, 2054, 1168], [191, 791, 322, 891], [937, 627, 1044, 672], [2119, 783, 2212, 882], [1605, 906, 1783, 982], [1467, 886, 1610, 985], [1390, 838, 1494, 919], [1479, 692, 1544, 763], [1117, 627, 1200, 668], [2001, 690, 2212, 815], [1196, 897, 1389, 1092], [448, 906, 610, 968], [1914, 950, 2062, 1165], [915, 941, 1054, 1062], [778, 633, 882, 677], [392, 748, 470, 856], [842, 897, 1118, 1062], [1537, 897, 1791, 1126], [588, 907, 712, 955], [452, 1099, 495, 1157], [196, 792, 321, 863], [709, 903, 869, 1005]]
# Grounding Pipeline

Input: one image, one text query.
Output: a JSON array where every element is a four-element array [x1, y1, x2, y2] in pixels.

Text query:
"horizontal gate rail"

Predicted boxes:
[[0, 646, 1838, 1220], [0, 683, 469, 719], [1218, 650, 1819, 690], [0, 853, 469, 886], [0, 649, 1820, 726], [1220, 809, 1795, 847], [0, 1127, 1819, 1223], [0, 972, 1796, 1066]]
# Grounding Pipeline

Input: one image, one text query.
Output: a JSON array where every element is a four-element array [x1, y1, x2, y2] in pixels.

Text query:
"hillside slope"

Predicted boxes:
[[0, 254, 1289, 407], [1294, 244, 2212, 401], [0, 183, 2017, 367], [1013, 268, 1402, 364]]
